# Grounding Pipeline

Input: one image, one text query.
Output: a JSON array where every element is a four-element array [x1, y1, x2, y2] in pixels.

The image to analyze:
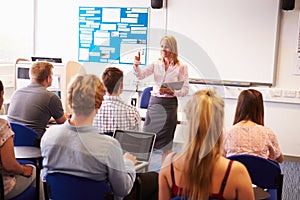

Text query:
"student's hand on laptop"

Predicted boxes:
[[124, 152, 137, 165]]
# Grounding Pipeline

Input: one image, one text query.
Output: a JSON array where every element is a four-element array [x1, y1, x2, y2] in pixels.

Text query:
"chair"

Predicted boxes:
[[45, 173, 114, 200], [124, 171, 158, 200], [0, 173, 36, 200], [10, 122, 38, 147], [9, 121, 39, 166], [10, 122, 41, 200], [228, 154, 283, 200], [140, 87, 153, 109], [9, 122, 39, 164]]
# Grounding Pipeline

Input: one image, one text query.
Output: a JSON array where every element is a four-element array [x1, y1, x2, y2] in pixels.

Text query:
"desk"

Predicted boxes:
[[14, 146, 42, 200], [14, 146, 41, 159], [0, 115, 7, 120], [139, 108, 186, 124]]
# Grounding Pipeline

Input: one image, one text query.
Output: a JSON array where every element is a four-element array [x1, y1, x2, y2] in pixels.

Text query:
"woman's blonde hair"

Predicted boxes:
[[67, 74, 104, 115], [160, 35, 180, 65], [182, 89, 224, 199]]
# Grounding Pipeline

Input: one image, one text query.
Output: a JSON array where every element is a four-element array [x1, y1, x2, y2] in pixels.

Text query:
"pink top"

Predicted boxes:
[[223, 124, 282, 160], [133, 60, 189, 97], [0, 118, 16, 196]]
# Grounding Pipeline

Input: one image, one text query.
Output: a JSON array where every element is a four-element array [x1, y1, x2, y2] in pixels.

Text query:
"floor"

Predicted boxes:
[[148, 142, 183, 173], [279, 161, 300, 200]]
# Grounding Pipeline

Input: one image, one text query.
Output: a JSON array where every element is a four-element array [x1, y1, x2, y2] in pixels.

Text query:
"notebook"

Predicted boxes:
[[161, 81, 184, 90], [113, 130, 156, 171]]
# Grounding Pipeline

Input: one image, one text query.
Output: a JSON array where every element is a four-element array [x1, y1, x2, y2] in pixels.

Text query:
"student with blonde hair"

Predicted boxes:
[[41, 74, 137, 198], [159, 89, 254, 200]]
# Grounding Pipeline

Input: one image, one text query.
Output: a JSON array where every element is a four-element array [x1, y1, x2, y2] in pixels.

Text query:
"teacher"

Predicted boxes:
[[133, 35, 189, 160]]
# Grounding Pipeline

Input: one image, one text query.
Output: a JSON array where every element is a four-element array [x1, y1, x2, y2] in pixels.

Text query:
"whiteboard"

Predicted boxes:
[[166, 0, 281, 85]]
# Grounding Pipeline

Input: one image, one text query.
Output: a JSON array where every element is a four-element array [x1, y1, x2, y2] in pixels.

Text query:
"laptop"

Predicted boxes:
[[113, 130, 156, 171]]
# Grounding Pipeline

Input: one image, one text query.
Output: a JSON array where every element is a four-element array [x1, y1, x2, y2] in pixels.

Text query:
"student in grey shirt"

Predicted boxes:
[[7, 61, 67, 141], [41, 74, 137, 198]]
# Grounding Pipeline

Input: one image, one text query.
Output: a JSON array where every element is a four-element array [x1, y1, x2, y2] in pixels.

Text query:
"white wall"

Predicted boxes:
[[276, 3, 300, 90], [173, 1, 300, 157], [34, 0, 300, 89], [249, 1, 300, 156], [169, 0, 300, 156], [35, 0, 165, 71], [167, 1, 300, 156], [0, 1, 34, 63]]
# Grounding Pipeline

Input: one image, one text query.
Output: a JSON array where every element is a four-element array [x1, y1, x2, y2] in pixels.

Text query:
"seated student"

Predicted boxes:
[[159, 89, 254, 200], [7, 61, 67, 144], [93, 67, 141, 134], [223, 89, 284, 163], [0, 80, 36, 199], [41, 74, 137, 198]]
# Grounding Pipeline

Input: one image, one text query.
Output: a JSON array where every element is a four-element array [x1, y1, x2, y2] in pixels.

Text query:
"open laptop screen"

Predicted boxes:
[[113, 130, 156, 162]]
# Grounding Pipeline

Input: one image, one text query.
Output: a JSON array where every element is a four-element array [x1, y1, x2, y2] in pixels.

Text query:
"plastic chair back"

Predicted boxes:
[[140, 87, 153, 109], [124, 171, 158, 200], [10, 122, 38, 146], [46, 173, 113, 200], [228, 154, 283, 200]]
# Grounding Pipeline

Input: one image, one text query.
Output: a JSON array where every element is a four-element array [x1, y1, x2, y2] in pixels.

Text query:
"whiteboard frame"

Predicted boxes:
[[166, 0, 281, 86]]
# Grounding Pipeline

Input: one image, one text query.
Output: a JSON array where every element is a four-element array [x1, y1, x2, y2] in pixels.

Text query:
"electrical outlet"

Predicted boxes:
[[283, 90, 297, 98], [297, 91, 300, 98], [272, 90, 282, 97]]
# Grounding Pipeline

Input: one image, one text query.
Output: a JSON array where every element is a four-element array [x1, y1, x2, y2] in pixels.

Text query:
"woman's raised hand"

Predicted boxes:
[[133, 52, 141, 68]]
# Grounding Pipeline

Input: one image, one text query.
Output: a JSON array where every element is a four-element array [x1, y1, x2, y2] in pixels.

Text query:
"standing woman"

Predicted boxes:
[[133, 35, 189, 159]]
